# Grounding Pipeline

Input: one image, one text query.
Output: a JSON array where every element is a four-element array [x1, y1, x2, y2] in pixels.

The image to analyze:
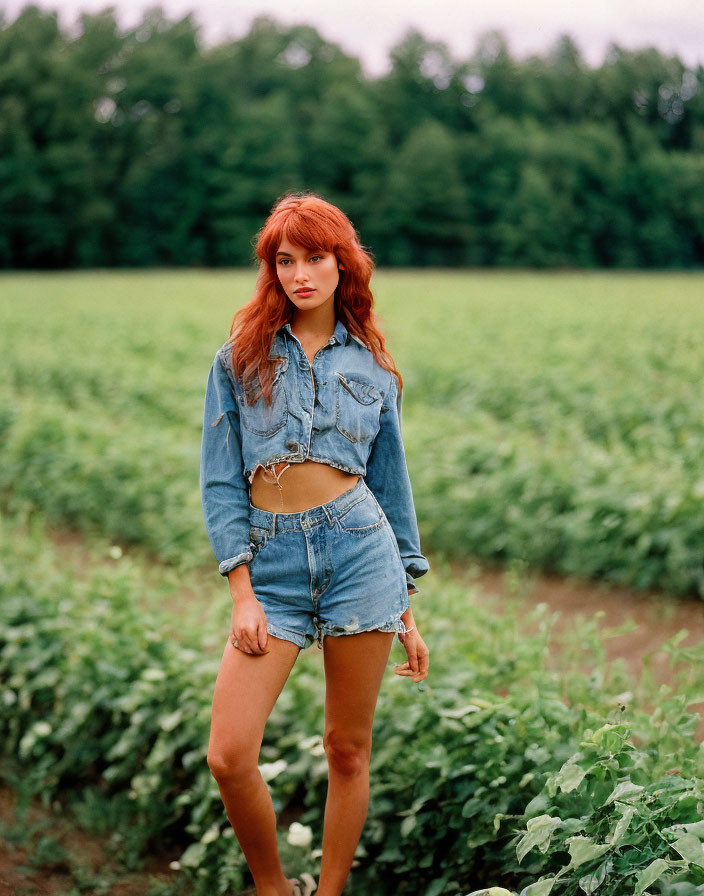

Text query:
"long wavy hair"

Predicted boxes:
[[226, 191, 403, 405]]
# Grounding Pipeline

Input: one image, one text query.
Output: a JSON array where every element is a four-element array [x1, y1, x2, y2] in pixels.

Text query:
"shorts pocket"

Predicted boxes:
[[249, 523, 271, 557], [336, 495, 384, 536], [334, 372, 382, 444]]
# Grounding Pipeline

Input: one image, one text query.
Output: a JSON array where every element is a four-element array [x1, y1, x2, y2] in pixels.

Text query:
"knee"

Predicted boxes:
[[207, 744, 257, 784], [323, 729, 371, 777]]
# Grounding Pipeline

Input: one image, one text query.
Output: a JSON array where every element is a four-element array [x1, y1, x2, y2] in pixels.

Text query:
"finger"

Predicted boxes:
[[258, 620, 269, 652], [394, 659, 426, 682], [248, 625, 267, 655], [393, 664, 416, 677], [236, 629, 255, 654], [243, 630, 263, 654], [408, 648, 419, 673], [394, 668, 424, 680]]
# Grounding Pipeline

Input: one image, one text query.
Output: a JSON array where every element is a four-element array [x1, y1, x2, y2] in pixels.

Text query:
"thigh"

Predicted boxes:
[[323, 630, 395, 742], [208, 634, 300, 763]]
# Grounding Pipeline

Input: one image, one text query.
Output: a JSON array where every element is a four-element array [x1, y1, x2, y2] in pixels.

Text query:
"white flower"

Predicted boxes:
[[287, 822, 313, 848], [169, 860, 181, 871], [259, 759, 288, 781], [34, 721, 52, 737], [200, 825, 221, 844], [109, 545, 123, 559], [142, 668, 167, 681]]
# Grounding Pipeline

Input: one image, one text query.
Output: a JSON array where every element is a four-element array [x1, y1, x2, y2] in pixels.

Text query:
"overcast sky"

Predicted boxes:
[[3, 0, 703, 74]]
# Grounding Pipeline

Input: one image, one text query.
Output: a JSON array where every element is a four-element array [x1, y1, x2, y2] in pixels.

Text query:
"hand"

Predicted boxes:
[[393, 626, 429, 682], [230, 596, 269, 655]]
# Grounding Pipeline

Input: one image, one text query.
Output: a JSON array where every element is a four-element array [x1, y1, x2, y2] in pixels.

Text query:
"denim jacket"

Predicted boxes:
[[200, 317, 429, 594]]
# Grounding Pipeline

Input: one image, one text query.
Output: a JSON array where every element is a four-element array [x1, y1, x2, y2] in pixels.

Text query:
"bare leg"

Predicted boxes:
[[317, 630, 395, 896], [207, 634, 301, 896]]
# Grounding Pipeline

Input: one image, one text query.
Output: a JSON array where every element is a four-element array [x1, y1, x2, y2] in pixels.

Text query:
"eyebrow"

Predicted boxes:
[[275, 249, 324, 257]]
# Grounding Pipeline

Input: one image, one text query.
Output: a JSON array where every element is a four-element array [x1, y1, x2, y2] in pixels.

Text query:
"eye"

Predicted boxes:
[[310, 255, 323, 262]]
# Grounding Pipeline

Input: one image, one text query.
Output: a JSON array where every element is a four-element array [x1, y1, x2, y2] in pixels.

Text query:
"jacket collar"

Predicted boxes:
[[270, 317, 365, 356]]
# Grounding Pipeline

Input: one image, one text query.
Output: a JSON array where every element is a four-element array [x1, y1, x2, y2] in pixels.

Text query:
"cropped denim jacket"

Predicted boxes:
[[200, 316, 429, 594]]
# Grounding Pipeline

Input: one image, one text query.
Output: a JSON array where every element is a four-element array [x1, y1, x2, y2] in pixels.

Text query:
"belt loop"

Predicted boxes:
[[270, 511, 277, 537], [322, 504, 334, 527]]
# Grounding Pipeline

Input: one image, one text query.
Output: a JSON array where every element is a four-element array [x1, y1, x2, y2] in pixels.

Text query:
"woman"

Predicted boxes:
[[200, 192, 430, 896]]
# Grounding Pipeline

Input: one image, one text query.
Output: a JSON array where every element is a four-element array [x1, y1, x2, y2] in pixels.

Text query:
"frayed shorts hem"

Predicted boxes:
[[267, 607, 410, 652], [266, 622, 307, 649]]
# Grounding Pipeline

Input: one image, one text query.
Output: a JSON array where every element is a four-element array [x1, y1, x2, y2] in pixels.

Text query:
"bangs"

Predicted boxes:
[[277, 208, 337, 255]]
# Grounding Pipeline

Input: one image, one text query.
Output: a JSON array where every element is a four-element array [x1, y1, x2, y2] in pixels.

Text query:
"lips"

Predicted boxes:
[[294, 288, 314, 295]]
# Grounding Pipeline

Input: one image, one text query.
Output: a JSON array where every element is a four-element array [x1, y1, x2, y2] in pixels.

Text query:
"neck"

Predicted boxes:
[[290, 304, 336, 340]]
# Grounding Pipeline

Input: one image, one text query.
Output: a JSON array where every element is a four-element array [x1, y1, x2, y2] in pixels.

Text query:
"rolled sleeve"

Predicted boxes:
[[364, 374, 429, 594], [200, 349, 253, 577]]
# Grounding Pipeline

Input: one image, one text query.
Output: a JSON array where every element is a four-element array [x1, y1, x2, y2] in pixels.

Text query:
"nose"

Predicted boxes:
[[294, 263, 310, 283]]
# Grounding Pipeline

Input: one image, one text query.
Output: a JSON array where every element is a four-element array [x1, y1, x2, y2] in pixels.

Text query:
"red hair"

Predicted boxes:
[[226, 191, 403, 405]]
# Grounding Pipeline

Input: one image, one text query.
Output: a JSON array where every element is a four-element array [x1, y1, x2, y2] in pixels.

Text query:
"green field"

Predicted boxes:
[[1, 269, 703, 594], [2, 269, 704, 896]]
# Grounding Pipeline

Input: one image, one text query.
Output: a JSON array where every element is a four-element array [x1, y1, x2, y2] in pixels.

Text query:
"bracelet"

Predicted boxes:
[[402, 624, 416, 635]]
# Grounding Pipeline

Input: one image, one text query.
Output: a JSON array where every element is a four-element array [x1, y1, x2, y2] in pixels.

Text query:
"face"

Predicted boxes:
[[275, 237, 341, 314]]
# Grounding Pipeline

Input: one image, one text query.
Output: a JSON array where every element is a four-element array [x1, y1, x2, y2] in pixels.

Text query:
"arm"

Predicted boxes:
[[200, 349, 254, 577], [364, 373, 429, 595]]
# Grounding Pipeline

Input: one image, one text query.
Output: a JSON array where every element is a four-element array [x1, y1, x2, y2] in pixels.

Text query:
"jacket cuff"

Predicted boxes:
[[218, 550, 254, 577], [406, 570, 420, 596]]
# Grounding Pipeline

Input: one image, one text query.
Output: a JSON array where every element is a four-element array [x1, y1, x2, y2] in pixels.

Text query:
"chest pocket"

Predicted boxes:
[[334, 372, 383, 443], [236, 357, 289, 436]]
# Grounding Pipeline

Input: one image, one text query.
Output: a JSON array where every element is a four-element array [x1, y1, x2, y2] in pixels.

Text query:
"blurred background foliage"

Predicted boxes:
[[1, 4, 703, 270]]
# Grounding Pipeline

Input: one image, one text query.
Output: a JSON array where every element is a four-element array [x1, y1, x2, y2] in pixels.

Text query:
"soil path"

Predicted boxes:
[[456, 560, 704, 737]]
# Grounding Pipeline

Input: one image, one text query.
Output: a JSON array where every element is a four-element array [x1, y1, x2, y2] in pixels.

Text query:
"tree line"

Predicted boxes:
[[1, 4, 703, 268]]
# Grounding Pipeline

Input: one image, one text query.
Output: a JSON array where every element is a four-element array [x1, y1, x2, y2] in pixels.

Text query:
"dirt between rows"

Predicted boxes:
[[2, 528, 703, 895], [453, 560, 704, 744]]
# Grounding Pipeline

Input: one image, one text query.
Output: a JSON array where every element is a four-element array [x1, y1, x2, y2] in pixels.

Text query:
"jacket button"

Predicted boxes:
[[286, 440, 298, 450]]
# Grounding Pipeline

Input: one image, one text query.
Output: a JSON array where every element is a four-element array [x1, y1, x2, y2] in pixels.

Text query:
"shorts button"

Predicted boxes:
[[286, 439, 298, 450]]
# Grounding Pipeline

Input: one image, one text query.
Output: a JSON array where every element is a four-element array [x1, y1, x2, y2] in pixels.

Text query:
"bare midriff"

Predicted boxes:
[[250, 459, 359, 513]]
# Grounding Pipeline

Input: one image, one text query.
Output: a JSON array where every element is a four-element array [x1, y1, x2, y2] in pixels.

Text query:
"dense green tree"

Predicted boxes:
[[0, 6, 702, 268], [380, 119, 468, 266]]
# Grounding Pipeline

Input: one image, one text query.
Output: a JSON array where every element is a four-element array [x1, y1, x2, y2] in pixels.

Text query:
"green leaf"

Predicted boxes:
[[566, 836, 611, 869], [604, 780, 644, 806], [635, 859, 670, 895], [554, 760, 587, 793], [179, 841, 207, 868], [425, 876, 449, 896], [579, 861, 609, 895], [159, 709, 183, 731], [670, 832, 704, 868], [519, 877, 557, 896], [401, 815, 417, 837], [516, 816, 562, 863], [609, 805, 636, 844]]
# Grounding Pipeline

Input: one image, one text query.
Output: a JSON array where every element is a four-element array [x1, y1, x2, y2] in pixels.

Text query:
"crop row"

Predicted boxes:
[[1, 517, 703, 895], [2, 271, 704, 595]]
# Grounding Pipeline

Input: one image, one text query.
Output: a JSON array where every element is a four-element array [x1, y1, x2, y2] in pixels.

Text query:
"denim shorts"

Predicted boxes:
[[247, 476, 410, 650]]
